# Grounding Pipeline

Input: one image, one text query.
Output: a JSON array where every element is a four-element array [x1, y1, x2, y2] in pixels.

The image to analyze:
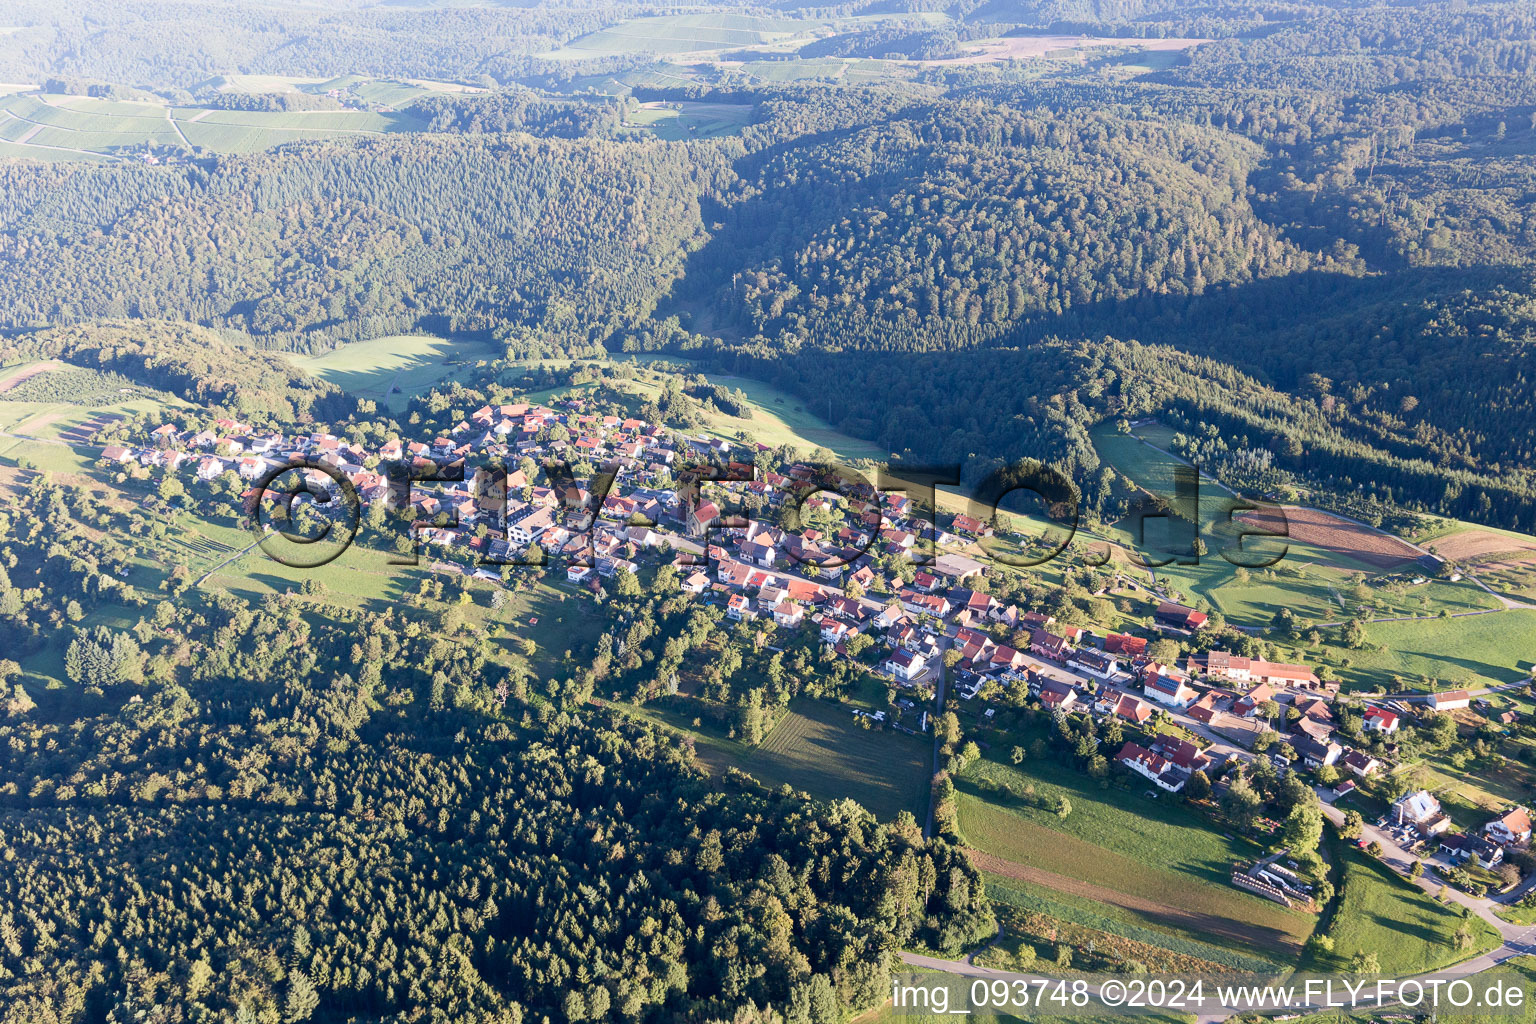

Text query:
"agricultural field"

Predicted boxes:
[[956, 750, 1316, 961], [0, 91, 419, 161], [1322, 609, 1536, 691], [0, 364, 189, 491], [634, 697, 932, 820], [0, 93, 181, 156], [551, 13, 823, 57], [1308, 844, 1500, 974], [623, 101, 754, 140], [285, 335, 502, 412], [976, 878, 1280, 974], [0, 364, 147, 405], [1090, 418, 1535, 690]]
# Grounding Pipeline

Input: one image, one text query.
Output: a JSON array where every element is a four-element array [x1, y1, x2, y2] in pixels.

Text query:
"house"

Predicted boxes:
[[1029, 629, 1070, 661], [1114, 694, 1154, 725], [1142, 665, 1195, 708], [1104, 633, 1148, 658], [1115, 741, 1187, 793], [681, 571, 710, 595], [1232, 683, 1277, 719], [883, 648, 927, 683], [1471, 834, 1507, 869], [1187, 691, 1222, 725], [1486, 807, 1533, 846], [820, 619, 852, 645], [566, 565, 593, 584], [1066, 650, 1118, 679], [899, 590, 951, 619], [1251, 661, 1321, 689], [951, 513, 990, 536], [1363, 706, 1401, 733], [1296, 698, 1333, 722], [772, 600, 805, 628], [1296, 717, 1335, 743], [1038, 679, 1078, 713], [1341, 750, 1380, 777], [1430, 689, 1471, 712], [1294, 735, 1342, 769], [1393, 790, 1451, 835], [727, 594, 757, 621], [196, 457, 225, 481], [1154, 602, 1208, 633], [508, 505, 558, 546], [741, 539, 777, 567], [1203, 651, 1319, 688], [1150, 733, 1209, 773], [101, 445, 134, 463], [689, 501, 720, 538]]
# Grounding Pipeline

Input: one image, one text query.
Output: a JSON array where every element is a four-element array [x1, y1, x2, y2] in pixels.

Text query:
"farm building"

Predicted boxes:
[[1430, 689, 1472, 711]]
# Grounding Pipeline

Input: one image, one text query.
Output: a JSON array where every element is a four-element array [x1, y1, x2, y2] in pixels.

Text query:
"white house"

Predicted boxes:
[[883, 648, 927, 683], [1486, 807, 1533, 846], [1363, 706, 1401, 733], [1142, 665, 1195, 708]]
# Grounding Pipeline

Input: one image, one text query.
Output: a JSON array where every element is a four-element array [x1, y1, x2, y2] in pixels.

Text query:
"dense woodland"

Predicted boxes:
[[0, 475, 994, 1024]]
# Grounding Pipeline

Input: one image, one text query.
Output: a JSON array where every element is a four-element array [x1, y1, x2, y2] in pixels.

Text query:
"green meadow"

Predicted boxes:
[[286, 335, 502, 412], [625, 696, 932, 820]]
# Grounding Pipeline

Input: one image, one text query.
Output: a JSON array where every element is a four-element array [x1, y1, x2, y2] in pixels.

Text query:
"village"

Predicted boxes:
[[101, 396, 1536, 907]]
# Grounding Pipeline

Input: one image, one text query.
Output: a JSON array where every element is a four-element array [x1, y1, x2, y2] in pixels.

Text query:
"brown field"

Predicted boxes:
[[0, 360, 60, 393], [964, 848, 1302, 954], [1430, 529, 1536, 563], [1238, 505, 1422, 570]]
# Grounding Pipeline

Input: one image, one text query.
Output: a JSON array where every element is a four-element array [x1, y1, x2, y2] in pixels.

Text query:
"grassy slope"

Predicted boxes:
[[286, 335, 501, 413], [955, 751, 1315, 958], [1312, 845, 1501, 975], [625, 696, 931, 820]]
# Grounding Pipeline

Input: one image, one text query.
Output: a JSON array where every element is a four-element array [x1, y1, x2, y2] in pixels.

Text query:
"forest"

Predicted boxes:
[[0, 474, 994, 1024]]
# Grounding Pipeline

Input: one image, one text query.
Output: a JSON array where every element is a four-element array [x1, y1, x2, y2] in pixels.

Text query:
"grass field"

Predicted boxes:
[[956, 751, 1315, 960], [1310, 844, 1500, 974], [624, 101, 754, 140], [1284, 955, 1536, 1024], [0, 91, 420, 161], [553, 13, 821, 57], [1324, 609, 1536, 690], [1090, 418, 1536, 689], [633, 697, 931, 820], [600, 357, 891, 464], [978, 877, 1282, 973], [286, 335, 502, 412]]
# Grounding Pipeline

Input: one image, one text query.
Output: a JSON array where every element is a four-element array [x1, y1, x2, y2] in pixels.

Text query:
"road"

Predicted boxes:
[[1314, 784, 1536, 944], [924, 657, 947, 838], [165, 107, 194, 150]]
